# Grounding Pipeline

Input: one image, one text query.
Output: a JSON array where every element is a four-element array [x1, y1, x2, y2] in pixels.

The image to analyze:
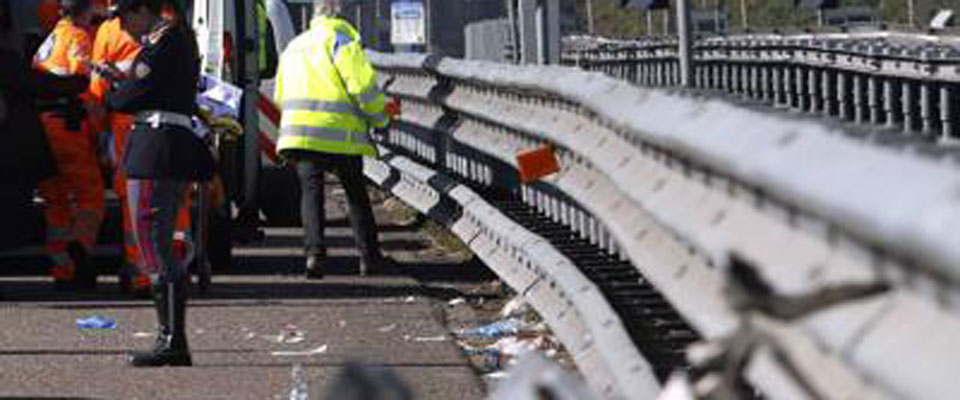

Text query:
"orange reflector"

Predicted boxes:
[[516, 144, 560, 183]]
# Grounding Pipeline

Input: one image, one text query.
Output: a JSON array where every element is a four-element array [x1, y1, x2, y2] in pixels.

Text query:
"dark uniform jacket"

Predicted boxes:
[[107, 21, 214, 182], [0, 47, 89, 184]]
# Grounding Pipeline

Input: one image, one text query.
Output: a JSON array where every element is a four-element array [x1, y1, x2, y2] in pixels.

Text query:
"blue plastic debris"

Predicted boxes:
[[458, 320, 523, 339], [77, 316, 117, 330]]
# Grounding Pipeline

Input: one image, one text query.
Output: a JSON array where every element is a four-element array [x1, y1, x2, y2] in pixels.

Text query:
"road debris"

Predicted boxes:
[[412, 335, 448, 342], [271, 344, 329, 357], [378, 323, 398, 333], [76, 316, 116, 330]]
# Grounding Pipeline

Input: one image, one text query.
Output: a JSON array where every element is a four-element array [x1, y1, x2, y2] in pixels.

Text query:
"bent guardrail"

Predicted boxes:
[[368, 50, 960, 399]]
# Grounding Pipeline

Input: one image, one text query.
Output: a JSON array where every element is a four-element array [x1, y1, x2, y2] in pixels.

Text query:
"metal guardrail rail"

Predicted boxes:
[[364, 147, 662, 399], [367, 51, 960, 399], [563, 32, 960, 147]]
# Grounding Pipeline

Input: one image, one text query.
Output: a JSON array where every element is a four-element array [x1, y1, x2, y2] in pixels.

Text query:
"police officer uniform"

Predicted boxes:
[[274, 2, 390, 278], [107, 0, 212, 367]]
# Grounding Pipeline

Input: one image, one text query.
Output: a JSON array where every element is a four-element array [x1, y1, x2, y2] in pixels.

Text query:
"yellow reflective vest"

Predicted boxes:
[[274, 16, 387, 157]]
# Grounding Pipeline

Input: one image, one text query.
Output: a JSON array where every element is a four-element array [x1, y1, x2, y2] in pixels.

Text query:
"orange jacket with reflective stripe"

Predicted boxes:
[[90, 18, 141, 103], [34, 19, 92, 77], [34, 18, 94, 103]]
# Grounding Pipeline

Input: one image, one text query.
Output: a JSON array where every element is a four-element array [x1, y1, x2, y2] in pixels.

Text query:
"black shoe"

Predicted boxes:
[[130, 282, 192, 367], [305, 255, 324, 280], [129, 334, 193, 367], [68, 242, 97, 292]]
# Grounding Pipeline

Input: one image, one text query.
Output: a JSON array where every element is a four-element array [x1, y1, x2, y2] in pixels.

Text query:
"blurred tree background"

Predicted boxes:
[[572, 0, 957, 38]]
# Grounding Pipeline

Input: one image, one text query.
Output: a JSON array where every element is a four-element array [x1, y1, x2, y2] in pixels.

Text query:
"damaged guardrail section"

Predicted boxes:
[[364, 147, 662, 399], [368, 50, 960, 399]]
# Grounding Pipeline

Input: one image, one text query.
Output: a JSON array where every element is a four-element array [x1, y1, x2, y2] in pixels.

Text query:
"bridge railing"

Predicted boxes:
[[563, 32, 960, 143], [368, 50, 960, 399]]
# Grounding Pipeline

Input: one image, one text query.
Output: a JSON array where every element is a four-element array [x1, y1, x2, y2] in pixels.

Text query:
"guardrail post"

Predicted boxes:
[[733, 62, 743, 95], [868, 75, 883, 125], [712, 62, 722, 90], [853, 73, 866, 123], [722, 62, 731, 91], [796, 65, 808, 111], [837, 71, 850, 120], [821, 68, 836, 117], [902, 79, 917, 133], [941, 83, 956, 140], [676, 0, 693, 87], [883, 77, 900, 128], [920, 81, 937, 137], [807, 67, 821, 113], [772, 63, 783, 105]]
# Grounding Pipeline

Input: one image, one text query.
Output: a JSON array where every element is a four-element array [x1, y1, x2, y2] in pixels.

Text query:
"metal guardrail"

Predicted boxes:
[[364, 146, 661, 399], [563, 32, 960, 145], [367, 51, 960, 399]]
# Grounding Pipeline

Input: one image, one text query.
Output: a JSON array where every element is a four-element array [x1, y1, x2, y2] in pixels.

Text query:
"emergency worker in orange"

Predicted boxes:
[[90, 0, 149, 294], [33, 0, 105, 291]]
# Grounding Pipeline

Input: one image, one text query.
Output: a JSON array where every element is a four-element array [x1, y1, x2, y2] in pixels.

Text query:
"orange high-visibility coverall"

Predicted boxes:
[[33, 17, 105, 282], [90, 17, 153, 289]]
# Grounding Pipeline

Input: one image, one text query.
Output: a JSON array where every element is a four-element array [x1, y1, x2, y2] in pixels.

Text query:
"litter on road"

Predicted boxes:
[[76, 316, 116, 330], [412, 335, 448, 342], [378, 323, 398, 333], [271, 344, 329, 357]]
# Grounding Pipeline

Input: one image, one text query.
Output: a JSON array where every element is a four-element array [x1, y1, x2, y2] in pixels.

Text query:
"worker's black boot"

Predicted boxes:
[[130, 281, 192, 367], [305, 252, 325, 280]]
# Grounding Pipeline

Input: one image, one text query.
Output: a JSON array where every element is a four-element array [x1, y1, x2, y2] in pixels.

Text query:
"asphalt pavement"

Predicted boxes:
[[0, 186, 490, 399]]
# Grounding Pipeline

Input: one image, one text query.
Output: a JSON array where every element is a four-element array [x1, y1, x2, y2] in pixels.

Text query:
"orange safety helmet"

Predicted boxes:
[[37, 0, 61, 33]]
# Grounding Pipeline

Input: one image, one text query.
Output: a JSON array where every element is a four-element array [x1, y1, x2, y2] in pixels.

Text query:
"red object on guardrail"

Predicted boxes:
[[516, 144, 560, 183]]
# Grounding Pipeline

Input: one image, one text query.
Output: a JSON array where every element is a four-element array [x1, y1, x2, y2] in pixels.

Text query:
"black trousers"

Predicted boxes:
[[289, 150, 381, 266]]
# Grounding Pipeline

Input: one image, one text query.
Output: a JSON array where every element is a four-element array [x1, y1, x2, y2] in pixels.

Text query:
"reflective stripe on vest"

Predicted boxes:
[[283, 99, 386, 123], [283, 99, 358, 115], [279, 125, 371, 143]]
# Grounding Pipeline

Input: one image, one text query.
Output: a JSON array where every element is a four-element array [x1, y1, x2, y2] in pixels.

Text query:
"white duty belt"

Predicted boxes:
[[136, 110, 194, 130]]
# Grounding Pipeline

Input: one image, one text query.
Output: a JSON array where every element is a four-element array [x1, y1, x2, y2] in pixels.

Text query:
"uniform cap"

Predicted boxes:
[[111, 0, 161, 15]]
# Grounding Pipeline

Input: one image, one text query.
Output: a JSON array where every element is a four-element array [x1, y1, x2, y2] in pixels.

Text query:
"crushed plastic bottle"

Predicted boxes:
[[288, 364, 309, 400], [457, 320, 524, 339], [76, 316, 116, 330]]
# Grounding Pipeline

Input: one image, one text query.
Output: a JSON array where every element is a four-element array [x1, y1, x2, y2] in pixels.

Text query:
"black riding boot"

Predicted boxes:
[[130, 281, 192, 367]]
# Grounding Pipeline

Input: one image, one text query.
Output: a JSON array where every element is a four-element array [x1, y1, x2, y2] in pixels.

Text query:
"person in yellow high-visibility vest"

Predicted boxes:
[[274, 0, 390, 279]]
